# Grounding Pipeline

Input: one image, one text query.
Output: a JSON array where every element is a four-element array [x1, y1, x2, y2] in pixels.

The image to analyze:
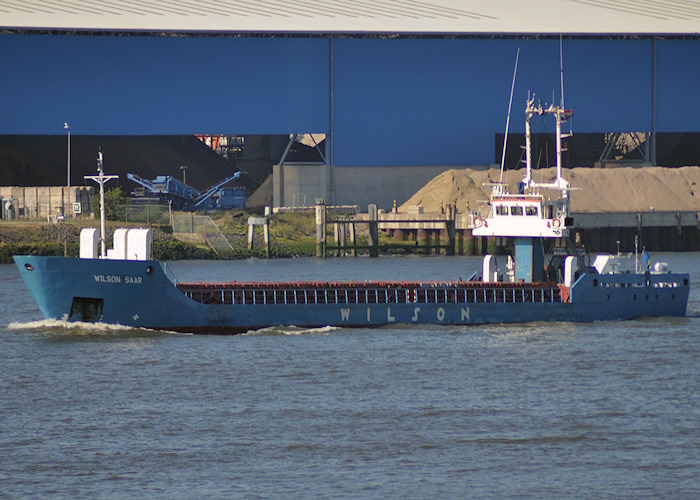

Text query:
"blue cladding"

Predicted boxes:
[[0, 34, 698, 165], [0, 35, 330, 135], [334, 38, 508, 166], [656, 39, 700, 131], [333, 38, 656, 166], [565, 39, 652, 133], [334, 38, 553, 166]]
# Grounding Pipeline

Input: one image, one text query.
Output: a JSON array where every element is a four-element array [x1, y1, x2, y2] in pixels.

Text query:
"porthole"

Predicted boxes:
[[684, 279, 689, 286], [645, 294, 649, 301], [24, 263, 34, 271], [633, 294, 637, 301], [672, 294, 676, 300], [592, 279, 598, 287], [146, 266, 154, 275]]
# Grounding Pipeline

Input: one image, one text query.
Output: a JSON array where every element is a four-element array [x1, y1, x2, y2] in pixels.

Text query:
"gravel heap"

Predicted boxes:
[[400, 166, 700, 214]]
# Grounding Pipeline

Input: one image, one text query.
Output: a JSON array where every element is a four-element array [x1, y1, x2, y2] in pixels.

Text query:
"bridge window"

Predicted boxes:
[[496, 205, 508, 216], [525, 206, 538, 216], [510, 206, 523, 216]]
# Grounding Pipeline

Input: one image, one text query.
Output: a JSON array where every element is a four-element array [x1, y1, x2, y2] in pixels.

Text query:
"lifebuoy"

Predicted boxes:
[[553, 219, 561, 228], [473, 216, 482, 227]]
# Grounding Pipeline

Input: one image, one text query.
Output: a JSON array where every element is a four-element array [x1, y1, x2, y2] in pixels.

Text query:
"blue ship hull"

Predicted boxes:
[[14, 255, 690, 333]]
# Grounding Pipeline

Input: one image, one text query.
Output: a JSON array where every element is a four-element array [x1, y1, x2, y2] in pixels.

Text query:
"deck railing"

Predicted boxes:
[[177, 282, 563, 306]]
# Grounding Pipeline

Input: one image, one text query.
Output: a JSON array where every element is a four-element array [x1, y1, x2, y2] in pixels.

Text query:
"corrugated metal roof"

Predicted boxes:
[[0, 0, 698, 35]]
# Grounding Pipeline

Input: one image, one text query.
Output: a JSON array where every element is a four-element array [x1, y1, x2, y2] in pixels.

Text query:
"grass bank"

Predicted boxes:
[[0, 210, 321, 264]]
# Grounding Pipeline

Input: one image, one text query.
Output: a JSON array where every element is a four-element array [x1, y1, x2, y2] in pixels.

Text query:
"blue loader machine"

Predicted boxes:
[[127, 171, 246, 211]]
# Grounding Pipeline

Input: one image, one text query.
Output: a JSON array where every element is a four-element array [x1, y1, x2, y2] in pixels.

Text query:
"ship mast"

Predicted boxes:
[[85, 149, 118, 259], [521, 98, 572, 194], [522, 36, 572, 196]]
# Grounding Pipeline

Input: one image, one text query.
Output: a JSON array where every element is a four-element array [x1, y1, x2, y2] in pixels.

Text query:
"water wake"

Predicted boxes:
[[7, 319, 185, 336], [243, 325, 339, 336]]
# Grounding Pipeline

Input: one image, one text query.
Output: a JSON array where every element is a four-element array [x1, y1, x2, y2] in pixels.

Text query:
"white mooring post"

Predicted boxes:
[[248, 212, 271, 258]]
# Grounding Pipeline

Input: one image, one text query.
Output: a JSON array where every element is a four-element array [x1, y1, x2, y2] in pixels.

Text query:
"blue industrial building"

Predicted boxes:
[[1, 1, 698, 209]]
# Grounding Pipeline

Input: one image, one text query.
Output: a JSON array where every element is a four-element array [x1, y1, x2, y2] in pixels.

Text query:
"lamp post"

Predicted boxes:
[[64, 122, 70, 188], [180, 165, 188, 185]]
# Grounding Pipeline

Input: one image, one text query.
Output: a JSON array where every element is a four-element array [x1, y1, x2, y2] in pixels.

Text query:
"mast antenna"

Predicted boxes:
[[499, 48, 520, 185], [559, 34, 572, 135], [559, 34, 565, 108]]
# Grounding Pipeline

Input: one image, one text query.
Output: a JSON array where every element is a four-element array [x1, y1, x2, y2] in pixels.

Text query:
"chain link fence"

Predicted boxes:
[[124, 204, 170, 225], [171, 213, 234, 258]]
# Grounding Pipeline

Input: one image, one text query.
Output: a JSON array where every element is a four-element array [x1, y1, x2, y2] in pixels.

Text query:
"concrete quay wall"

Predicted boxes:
[[273, 163, 461, 211], [573, 211, 700, 253]]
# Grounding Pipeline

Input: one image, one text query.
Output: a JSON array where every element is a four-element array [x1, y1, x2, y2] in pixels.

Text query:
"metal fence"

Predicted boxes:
[[124, 204, 170, 225], [171, 213, 234, 258]]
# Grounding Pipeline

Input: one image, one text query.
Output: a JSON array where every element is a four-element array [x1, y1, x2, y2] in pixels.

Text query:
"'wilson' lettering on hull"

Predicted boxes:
[[337, 306, 471, 324]]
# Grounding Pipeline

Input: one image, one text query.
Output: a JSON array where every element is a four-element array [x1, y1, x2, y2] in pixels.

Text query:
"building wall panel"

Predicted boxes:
[[656, 39, 700, 132], [333, 38, 656, 166], [0, 34, 330, 135]]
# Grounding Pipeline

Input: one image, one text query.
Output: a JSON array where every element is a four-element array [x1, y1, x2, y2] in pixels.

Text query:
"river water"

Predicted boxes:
[[2, 254, 700, 497]]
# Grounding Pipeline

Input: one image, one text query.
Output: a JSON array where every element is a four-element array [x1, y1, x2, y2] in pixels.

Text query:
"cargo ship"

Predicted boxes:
[[14, 101, 690, 333]]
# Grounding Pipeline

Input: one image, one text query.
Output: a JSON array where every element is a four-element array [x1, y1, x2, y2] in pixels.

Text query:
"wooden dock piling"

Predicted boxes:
[[368, 204, 379, 258], [316, 202, 326, 258]]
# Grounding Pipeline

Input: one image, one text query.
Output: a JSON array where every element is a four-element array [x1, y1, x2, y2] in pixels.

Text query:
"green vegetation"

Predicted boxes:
[[152, 240, 217, 260], [0, 209, 321, 263], [209, 209, 317, 258], [210, 210, 248, 235], [0, 208, 413, 264], [0, 242, 77, 263], [270, 210, 316, 240], [91, 187, 128, 221]]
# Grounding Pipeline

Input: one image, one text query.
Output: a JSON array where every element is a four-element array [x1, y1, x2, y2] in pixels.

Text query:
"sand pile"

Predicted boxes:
[[400, 166, 700, 214], [246, 174, 273, 208]]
